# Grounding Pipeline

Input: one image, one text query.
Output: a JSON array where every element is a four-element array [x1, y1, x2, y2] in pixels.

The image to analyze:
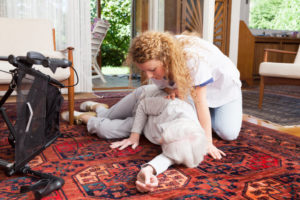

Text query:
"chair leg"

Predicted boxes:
[[92, 61, 106, 83], [92, 64, 106, 83], [67, 47, 75, 125], [68, 85, 74, 125], [258, 76, 265, 109]]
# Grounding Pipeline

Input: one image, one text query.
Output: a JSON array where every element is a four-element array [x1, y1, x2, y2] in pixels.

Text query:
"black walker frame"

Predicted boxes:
[[0, 52, 72, 199]]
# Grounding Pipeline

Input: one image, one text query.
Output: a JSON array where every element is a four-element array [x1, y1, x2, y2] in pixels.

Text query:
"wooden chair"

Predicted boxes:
[[0, 18, 75, 124], [258, 46, 300, 109]]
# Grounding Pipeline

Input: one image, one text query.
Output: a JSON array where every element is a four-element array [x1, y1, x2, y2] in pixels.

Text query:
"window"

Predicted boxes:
[[249, 0, 300, 31]]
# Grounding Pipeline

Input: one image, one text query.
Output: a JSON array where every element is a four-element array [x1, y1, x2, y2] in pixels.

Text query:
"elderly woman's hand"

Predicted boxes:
[[110, 132, 140, 150], [164, 88, 178, 100], [136, 165, 158, 193]]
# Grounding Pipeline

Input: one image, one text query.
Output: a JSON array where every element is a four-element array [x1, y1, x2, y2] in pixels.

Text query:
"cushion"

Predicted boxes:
[[0, 18, 70, 84], [0, 18, 54, 55], [259, 62, 300, 79], [294, 45, 300, 64]]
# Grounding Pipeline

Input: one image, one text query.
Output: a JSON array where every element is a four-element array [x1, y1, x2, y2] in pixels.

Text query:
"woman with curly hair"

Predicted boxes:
[[125, 31, 242, 152], [62, 31, 242, 192]]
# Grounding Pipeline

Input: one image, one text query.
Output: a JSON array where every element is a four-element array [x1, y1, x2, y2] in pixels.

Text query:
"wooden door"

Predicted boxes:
[[132, 0, 149, 37], [181, 0, 204, 35], [214, 0, 231, 56], [132, 0, 149, 84], [164, 0, 204, 36]]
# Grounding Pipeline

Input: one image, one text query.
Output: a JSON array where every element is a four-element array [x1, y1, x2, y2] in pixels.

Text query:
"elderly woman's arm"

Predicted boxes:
[[136, 154, 174, 193], [131, 97, 170, 132], [110, 97, 170, 150]]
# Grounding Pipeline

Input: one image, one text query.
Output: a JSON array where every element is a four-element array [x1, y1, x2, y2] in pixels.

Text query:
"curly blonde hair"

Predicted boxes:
[[126, 31, 193, 99]]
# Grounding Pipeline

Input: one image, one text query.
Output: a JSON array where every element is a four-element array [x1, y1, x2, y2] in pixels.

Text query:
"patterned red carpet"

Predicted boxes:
[[0, 96, 299, 200]]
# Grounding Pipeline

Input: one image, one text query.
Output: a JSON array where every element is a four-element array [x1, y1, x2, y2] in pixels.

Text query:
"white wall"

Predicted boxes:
[[203, 0, 215, 42], [229, 0, 241, 65], [240, 0, 250, 25]]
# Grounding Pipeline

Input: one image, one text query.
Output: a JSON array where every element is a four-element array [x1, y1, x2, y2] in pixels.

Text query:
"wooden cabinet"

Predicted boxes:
[[237, 21, 300, 86]]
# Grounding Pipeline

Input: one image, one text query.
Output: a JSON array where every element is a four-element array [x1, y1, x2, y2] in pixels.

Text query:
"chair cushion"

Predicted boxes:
[[0, 18, 70, 84], [294, 45, 300, 64], [0, 18, 54, 55], [259, 62, 300, 79]]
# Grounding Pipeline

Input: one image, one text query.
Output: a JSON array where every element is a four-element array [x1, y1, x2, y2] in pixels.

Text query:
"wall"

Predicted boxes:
[[240, 0, 250, 25], [203, 0, 215, 42], [229, 0, 241, 65]]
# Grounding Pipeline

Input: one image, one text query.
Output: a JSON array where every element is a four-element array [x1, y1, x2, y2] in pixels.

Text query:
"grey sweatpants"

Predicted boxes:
[[87, 86, 146, 139]]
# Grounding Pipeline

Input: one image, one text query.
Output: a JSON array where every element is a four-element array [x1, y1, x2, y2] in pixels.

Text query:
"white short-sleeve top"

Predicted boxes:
[[151, 35, 242, 108]]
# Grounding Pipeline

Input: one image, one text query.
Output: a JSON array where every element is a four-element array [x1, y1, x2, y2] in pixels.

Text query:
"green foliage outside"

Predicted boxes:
[[249, 0, 300, 31], [90, 0, 98, 23], [101, 66, 130, 75], [90, 0, 131, 67]]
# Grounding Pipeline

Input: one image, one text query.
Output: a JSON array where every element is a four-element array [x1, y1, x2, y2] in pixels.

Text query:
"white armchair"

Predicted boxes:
[[258, 46, 300, 108], [0, 18, 75, 124]]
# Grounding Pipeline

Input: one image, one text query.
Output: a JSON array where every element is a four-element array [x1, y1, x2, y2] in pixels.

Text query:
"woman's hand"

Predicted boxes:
[[110, 132, 140, 150], [207, 143, 226, 159], [136, 165, 158, 192], [164, 88, 178, 100]]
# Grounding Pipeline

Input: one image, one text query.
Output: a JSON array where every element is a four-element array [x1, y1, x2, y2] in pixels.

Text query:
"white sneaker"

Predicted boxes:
[[61, 111, 96, 125], [79, 101, 108, 111], [61, 111, 83, 122]]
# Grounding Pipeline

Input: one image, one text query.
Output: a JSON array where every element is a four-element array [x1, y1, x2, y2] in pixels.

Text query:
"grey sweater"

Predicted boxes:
[[131, 95, 203, 175]]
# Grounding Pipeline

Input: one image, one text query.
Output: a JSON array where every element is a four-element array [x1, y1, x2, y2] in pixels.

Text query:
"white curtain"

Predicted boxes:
[[0, 0, 92, 93], [67, 0, 92, 93]]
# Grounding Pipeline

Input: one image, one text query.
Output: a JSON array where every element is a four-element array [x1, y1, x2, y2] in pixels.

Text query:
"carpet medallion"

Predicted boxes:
[[0, 98, 299, 199]]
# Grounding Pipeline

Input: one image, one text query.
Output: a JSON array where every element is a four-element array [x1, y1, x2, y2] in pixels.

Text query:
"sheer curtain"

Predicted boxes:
[[0, 0, 92, 93], [67, 0, 92, 93]]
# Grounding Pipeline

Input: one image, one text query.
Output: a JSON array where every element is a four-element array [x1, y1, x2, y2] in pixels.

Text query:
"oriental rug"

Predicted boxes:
[[242, 90, 300, 126], [0, 98, 299, 200]]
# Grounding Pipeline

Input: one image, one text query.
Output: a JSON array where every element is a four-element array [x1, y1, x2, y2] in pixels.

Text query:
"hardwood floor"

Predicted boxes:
[[243, 114, 300, 137]]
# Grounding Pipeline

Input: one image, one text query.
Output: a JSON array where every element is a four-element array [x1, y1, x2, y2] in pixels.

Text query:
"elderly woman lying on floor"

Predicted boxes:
[[62, 85, 207, 192]]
